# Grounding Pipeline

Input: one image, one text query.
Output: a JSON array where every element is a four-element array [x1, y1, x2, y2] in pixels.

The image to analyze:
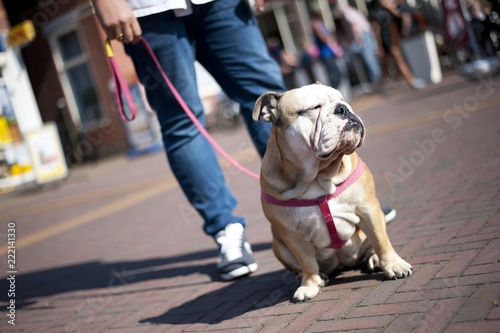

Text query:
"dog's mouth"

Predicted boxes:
[[346, 119, 366, 147], [314, 104, 365, 160], [317, 151, 333, 160], [346, 119, 365, 135], [316, 123, 365, 160]]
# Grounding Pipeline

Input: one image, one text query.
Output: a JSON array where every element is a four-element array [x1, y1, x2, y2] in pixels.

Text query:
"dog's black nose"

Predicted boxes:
[[335, 104, 349, 116]]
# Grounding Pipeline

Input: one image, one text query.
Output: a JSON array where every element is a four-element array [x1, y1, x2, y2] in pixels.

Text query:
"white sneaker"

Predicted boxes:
[[411, 78, 426, 89], [382, 207, 397, 224], [214, 223, 258, 281]]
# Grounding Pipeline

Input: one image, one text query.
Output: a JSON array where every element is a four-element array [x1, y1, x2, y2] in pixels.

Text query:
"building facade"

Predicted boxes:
[[0, 1, 43, 190], [1, 0, 445, 181], [3, 0, 137, 167]]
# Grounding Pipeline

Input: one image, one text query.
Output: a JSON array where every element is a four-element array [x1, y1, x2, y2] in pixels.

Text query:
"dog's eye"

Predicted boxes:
[[298, 105, 321, 116]]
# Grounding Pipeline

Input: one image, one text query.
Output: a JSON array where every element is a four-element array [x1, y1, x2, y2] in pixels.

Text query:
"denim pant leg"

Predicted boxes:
[[189, 0, 286, 157], [359, 31, 382, 84], [125, 11, 244, 236], [321, 56, 342, 89]]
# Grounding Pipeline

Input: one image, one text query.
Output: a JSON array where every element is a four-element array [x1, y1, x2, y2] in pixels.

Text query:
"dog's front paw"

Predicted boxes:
[[292, 276, 326, 302], [382, 255, 413, 279], [293, 285, 322, 302]]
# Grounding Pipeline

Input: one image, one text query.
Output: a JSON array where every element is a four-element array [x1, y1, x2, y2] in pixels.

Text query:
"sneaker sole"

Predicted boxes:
[[385, 209, 397, 224], [220, 263, 258, 281]]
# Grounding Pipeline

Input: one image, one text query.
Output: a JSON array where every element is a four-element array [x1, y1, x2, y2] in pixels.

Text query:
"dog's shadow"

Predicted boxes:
[[140, 261, 386, 326], [139, 269, 300, 326]]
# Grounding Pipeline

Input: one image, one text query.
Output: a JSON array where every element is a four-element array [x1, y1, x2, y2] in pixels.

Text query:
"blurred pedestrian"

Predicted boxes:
[[266, 36, 299, 89], [91, 0, 286, 281], [311, 10, 345, 89], [298, 39, 320, 84], [369, 0, 426, 89], [334, 1, 382, 86]]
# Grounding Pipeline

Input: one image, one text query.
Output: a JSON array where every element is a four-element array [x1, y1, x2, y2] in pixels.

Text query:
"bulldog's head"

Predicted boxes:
[[253, 83, 365, 160]]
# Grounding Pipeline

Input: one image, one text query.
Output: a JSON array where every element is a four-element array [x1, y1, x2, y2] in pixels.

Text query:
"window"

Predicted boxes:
[[55, 30, 101, 128]]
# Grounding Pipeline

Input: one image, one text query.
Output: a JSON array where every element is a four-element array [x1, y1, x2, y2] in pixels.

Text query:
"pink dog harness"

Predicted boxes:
[[261, 160, 365, 249]]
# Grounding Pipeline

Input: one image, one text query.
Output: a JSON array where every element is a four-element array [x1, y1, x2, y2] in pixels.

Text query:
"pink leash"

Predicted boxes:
[[261, 160, 366, 249], [108, 38, 366, 248], [106, 38, 261, 180], [107, 40, 137, 121]]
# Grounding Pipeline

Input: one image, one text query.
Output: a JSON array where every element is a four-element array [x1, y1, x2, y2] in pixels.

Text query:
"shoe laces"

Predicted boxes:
[[216, 223, 244, 262]]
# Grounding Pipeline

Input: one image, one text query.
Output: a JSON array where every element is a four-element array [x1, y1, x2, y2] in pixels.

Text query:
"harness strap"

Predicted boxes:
[[261, 160, 365, 249], [317, 196, 347, 249]]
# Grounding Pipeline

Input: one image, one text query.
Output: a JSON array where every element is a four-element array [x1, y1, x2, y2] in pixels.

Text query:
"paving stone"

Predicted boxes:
[[1, 73, 499, 332]]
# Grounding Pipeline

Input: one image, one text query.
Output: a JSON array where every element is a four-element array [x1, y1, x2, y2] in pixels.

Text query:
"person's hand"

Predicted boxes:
[[91, 0, 142, 44]]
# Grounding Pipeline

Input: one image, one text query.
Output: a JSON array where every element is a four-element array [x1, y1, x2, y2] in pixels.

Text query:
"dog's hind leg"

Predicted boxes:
[[272, 226, 302, 276]]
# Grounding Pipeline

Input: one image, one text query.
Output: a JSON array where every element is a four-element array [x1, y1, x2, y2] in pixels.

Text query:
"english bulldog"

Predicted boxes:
[[252, 83, 412, 302]]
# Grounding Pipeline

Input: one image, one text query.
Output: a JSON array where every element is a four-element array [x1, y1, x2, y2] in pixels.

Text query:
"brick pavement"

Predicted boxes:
[[0, 71, 499, 332]]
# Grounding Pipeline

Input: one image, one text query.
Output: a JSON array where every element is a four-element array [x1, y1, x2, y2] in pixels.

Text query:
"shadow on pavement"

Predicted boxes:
[[140, 265, 387, 325], [140, 269, 300, 326], [0, 242, 272, 310]]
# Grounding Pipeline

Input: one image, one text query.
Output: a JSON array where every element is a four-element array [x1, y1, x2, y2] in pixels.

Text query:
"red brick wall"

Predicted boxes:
[[21, 29, 91, 163], [32, 0, 89, 28], [21, 2, 140, 158], [79, 14, 129, 156]]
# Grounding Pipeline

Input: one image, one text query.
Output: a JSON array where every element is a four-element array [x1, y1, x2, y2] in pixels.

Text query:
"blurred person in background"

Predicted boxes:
[[311, 10, 346, 89], [266, 36, 299, 89], [334, 0, 382, 88], [369, 0, 426, 90]]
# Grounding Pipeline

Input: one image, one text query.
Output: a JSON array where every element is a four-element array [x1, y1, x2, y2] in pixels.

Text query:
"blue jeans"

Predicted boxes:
[[125, 0, 285, 235], [351, 31, 381, 84], [320, 56, 342, 89]]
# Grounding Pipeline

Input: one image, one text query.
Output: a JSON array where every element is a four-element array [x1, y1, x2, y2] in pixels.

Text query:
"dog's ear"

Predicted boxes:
[[253, 92, 282, 123]]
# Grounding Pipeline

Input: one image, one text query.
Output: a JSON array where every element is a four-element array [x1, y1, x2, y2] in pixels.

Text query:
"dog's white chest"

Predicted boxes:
[[288, 202, 359, 248]]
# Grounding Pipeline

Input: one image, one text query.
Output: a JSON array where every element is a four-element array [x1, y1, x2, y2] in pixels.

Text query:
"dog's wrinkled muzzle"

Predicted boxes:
[[335, 103, 364, 132], [315, 102, 365, 160], [338, 102, 365, 144]]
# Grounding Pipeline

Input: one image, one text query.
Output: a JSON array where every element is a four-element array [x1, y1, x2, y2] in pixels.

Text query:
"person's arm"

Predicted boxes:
[[91, 0, 268, 44], [311, 20, 337, 46], [91, 0, 142, 44], [351, 24, 364, 44], [345, 7, 365, 44]]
